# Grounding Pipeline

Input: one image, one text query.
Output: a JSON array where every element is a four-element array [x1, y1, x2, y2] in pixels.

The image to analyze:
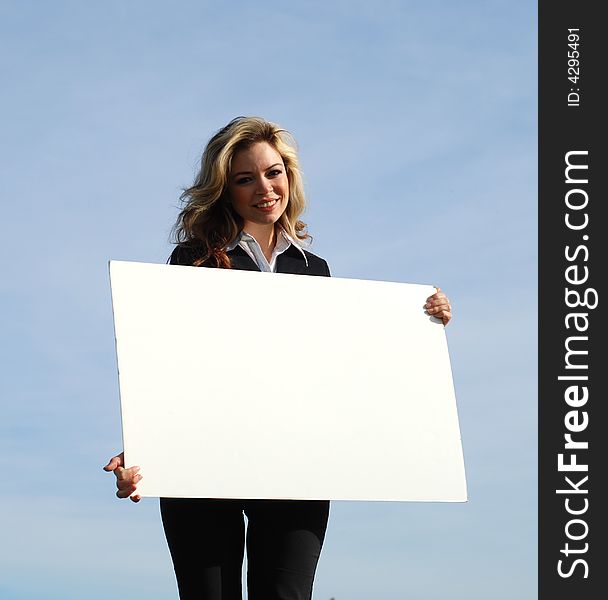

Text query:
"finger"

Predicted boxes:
[[426, 292, 448, 303], [425, 294, 450, 306], [425, 297, 450, 309], [103, 453, 124, 472], [116, 474, 143, 490], [426, 306, 451, 316], [130, 495, 142, 503], [425, 299, 451, 312], [116, 475, 143, 497], [114, 466, 140, 482], [116, 485, 138, 499], [437, 309, 452, 325], [425, 302, 452, 322]]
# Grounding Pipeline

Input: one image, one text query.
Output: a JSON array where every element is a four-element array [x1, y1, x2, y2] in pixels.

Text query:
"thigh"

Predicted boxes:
[[244, 500, 330, 600], [160, 498, 245, 600]]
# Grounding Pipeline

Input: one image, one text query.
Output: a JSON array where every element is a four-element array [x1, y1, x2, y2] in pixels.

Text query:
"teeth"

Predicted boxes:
[[256, 199, 277, 208]]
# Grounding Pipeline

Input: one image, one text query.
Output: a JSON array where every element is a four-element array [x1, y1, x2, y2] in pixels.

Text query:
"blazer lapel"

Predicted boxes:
[[276, 245, 307, 275], [227, 245, 260, 271]]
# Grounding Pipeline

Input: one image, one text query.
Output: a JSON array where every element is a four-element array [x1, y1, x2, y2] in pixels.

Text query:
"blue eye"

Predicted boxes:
[[236, 177, 252, 185]]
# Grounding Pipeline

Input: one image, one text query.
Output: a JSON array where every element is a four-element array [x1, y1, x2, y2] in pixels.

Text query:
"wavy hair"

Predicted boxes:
[[172, 116, 310, 267]]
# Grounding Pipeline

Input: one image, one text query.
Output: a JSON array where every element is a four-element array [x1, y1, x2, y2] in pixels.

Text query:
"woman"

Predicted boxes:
[[104, 116, 452, 600]]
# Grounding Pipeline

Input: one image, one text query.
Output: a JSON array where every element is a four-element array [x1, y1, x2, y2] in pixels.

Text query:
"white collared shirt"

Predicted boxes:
[[226, 226, 309, 272]]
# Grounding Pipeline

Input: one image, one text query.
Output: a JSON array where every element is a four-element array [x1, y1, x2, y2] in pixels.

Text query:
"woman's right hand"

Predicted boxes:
[[103, 451, 142, 503]]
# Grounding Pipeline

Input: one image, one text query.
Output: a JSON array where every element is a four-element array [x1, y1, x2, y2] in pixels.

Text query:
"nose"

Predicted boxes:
[[256, 177, 274, 195]]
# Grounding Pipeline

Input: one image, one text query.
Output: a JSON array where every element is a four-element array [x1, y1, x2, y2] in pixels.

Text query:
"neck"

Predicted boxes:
[[242, 222, 277, 261]]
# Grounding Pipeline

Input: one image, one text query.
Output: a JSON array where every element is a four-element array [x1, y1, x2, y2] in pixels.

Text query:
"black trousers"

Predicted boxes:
[[160, 498, 330, 600]]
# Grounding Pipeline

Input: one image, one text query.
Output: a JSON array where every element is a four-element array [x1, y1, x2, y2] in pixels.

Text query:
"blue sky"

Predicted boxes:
[[1, 1, 536, 599]]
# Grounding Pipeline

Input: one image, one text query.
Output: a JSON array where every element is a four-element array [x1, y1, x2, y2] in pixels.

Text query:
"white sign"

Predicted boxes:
[[110, 260, 467, 502]]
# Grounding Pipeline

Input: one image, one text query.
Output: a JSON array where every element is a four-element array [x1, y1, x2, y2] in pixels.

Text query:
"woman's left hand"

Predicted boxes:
[[425, 287, 452, 326]]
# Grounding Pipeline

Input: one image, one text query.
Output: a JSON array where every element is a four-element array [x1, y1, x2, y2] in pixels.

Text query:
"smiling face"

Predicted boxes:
[[227, 141, 289, 233]]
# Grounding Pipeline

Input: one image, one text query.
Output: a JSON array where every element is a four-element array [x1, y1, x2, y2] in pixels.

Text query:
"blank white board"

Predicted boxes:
[[109, 260, 467, 502]]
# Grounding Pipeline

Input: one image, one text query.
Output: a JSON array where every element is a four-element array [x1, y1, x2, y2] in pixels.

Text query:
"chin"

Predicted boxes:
[[258, 210, 285, 224]]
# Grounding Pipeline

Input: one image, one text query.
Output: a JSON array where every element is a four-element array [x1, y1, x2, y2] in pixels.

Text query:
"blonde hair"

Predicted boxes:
[[173, 116, 310, 267]]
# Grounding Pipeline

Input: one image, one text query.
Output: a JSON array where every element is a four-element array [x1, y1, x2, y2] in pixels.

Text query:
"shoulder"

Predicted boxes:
[[279, 226, 331, 277], [168, 242, 207, 266], [301, 248, 331, 277]]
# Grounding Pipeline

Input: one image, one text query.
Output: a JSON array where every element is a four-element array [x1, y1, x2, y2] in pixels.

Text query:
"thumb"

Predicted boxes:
[[103, 453, 124, 472]]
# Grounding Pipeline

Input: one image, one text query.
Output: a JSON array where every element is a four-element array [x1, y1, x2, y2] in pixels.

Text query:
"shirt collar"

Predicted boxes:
[[226, 226, 309, 266]]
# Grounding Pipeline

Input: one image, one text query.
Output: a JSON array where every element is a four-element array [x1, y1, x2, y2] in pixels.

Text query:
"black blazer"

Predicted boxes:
[[169, 243, 331, 277]]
